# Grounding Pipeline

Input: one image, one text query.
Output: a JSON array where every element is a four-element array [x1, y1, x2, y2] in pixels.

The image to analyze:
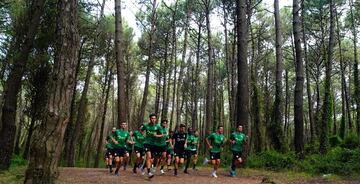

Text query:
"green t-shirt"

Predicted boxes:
[[114, 129, 129, 149], [141, 123, 162, 145], [230, 131, 246, 152], [186, 134, 199, 151], [207, 132, 225, 153], [133, 130, 145, 148], [155, 127, 168, 146], [106, 134, 115, 149]]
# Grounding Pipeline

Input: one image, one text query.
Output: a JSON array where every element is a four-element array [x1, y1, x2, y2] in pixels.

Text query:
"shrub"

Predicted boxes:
[[246, 150, 296, 171], [340, 134, 360, 149], [329, 136, 342, 147]]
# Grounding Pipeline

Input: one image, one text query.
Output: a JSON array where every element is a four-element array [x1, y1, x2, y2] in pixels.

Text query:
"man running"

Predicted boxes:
[[184, 128, 199, 173], [204, 125, 226, 178], [172, 124, 187, 176], [229, 125, 248, 177], [155, 119, 169, 175], [112, 121, 133, 176], [141, 114, 164, 179], [132, 125, 146, 174], [105, 127, 116, 173]]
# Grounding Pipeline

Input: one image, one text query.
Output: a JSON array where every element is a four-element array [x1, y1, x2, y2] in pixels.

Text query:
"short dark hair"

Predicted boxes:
[[180, 124, 186, 128], [161, 119, 168, 123], [149, 113, 157, 118], [217, 125, 223, 129], [121, 121, 126, 124], [169, 130, 174, 134]]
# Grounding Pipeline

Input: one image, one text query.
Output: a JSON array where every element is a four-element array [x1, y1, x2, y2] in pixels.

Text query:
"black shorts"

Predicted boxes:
[[144, 144, 157, 156], [134, 147, 145, 157], [167, 149, 174, 156], [106, 148, 115, 156], [232, 151, 242, 160], [185, 150, 197, 158], [151, 145, 166, 157], [114, 148, 128, 157], [174, 148, 185, 158], [210, 152, 221, 160]]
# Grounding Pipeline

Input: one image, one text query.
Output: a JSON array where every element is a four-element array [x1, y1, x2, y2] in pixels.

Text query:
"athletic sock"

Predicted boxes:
[[147, 168, 151, 173], [193, 163, 196, 169], [160, 166, 164, 170], [109, 165, 113, 172], [174, 169, 177, 175]]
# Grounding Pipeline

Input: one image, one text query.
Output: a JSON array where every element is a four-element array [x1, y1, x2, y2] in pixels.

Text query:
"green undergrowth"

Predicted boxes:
[[0, 155, 27, 184], [246, 135, 360, 177]]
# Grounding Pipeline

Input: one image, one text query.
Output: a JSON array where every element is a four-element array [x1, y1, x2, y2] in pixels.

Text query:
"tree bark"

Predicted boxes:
[[204, 0, 215, 135], [161, 33, 170, 120], [115, 0, 127, 125], [293, 0, 304, 157], [0, 0, 46, 170], [319, 0, 334, 154], [335, 8, 347, 139], [63, 37, 86, 162], [349, 0, 360, 136], [235, 0, 249, 132], [270, 0, 284, 151], [24, 0, 79, 181], [301, 0, 315, 142], [176, 0, 189, 127]]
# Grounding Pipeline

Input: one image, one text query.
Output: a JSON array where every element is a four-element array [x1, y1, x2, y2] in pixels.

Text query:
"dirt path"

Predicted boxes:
[[57, 167, 262, 184]]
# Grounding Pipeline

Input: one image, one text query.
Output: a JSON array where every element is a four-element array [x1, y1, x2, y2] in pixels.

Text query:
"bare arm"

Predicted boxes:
[[205, 137, 212, 149]]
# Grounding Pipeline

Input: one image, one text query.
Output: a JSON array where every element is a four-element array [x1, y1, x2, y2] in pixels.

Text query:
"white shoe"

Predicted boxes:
[[151, 167, 156, 173], [148, 172, 154, 178], [160, 169, 165, 175], [212, 172, 218, 178]]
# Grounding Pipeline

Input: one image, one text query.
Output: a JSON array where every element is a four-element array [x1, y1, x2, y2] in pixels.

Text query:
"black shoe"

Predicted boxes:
[[133, 167, 137, 174], [184, 170, 189, 174]]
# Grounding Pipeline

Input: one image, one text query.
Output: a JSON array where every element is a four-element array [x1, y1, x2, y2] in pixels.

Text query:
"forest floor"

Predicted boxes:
[[1, 166, 359, 184], [56, 167, 360, 184]]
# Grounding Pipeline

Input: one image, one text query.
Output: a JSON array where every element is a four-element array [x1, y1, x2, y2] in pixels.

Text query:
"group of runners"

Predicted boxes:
[[104, 113, 248, 179]]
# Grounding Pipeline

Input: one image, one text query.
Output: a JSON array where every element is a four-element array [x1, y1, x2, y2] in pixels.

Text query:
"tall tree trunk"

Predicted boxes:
[[0, 0, 46, 170], [170, 1, 178, 127], [270, 0, 284, 151], [161, 33, 170, 121], [319, 0, 334, 154], [204, 0, 214, 136], [176, 0, 189, 127], [94, 59, 113, 168], [349, 0, 360, 136], [138, 0, 157, 125], [336, 8, 347, 139], [14, 88, 24, 155], [222, 0, 235, 128], [115, 0, 127, 125], [64, 38, 86, 162], [24, 0, 79, 181], [235, 0, 249, 132], [293, 0, 304, 157], [67, 0, 106, 166], [301, 0, 315, 142], [23, 62, 50, 159], [191, 20, 203, 131], [284, 71, 289, 137], [154, 58, 163, 116]]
